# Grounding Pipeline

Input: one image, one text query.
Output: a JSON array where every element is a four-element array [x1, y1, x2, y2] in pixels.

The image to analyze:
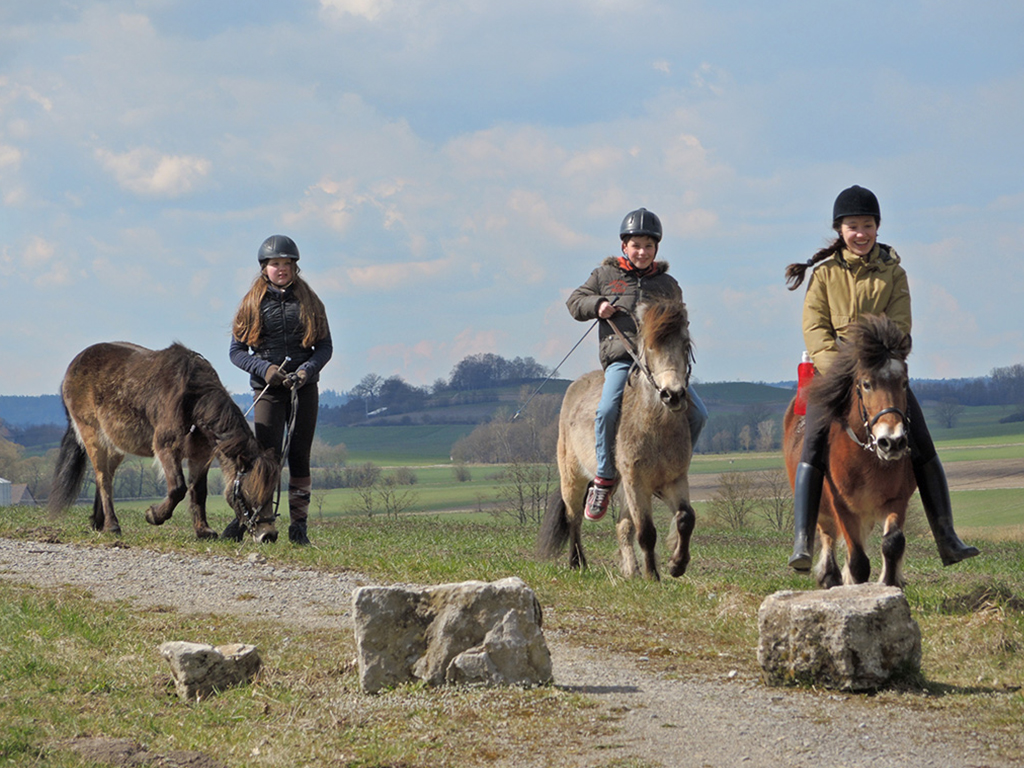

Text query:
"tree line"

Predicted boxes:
[[319, 353, 550, 427]]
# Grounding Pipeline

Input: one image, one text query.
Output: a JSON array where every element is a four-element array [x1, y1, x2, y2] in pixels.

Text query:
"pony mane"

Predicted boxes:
[[163, 343, 252, 448], [639, 299, 690, 348], [808, 315, 912, 419]]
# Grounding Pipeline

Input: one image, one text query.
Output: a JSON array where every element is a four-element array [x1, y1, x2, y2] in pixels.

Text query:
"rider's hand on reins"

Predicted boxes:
[[597, 300, 619, 319]]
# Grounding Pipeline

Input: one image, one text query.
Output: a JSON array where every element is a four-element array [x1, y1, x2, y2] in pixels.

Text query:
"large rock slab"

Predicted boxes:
[[353, 576, 552, 694], [757, 584, 921, 691], [159, 641, 262, 700]]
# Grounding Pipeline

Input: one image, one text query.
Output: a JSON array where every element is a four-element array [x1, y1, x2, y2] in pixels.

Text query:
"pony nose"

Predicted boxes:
[[659, 388, 687, 411], [876, 433, 908, 458]]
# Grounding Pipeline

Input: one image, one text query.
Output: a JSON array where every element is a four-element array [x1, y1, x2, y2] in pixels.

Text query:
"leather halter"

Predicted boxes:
[[845, 381, 910, 454]]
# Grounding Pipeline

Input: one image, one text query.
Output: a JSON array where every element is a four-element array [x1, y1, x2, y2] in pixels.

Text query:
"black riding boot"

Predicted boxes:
[[915, 455, 980, 566], [789, 462, 824, 572], [222, 516, 244, 542], [288, 476, 312, 546]]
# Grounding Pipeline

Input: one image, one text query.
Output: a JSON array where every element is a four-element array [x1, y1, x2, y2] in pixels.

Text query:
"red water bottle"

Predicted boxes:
[[795, 352, 814, 416]]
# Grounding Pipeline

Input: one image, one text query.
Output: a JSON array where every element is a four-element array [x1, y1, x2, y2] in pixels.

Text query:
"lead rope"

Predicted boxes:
[[271, 383, 301, 520]]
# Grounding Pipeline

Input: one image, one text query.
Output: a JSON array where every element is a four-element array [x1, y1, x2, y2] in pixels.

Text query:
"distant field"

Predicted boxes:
[[317, 424, 475, 464]]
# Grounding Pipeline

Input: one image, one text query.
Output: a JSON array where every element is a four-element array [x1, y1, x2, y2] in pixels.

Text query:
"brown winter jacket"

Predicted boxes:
[[567, 256, 683, 369], [802, 244, 911, 374]]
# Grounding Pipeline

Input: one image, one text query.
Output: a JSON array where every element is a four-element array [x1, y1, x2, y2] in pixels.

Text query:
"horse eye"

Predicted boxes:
[[861, 380, 872, 391]]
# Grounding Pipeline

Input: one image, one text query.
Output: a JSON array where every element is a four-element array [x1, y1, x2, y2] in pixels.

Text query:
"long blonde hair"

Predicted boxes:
[[233, 269, 329, 348]]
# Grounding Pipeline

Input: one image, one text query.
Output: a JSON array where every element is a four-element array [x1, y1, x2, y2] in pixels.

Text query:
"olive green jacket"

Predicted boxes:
[[802, 244, 911, 374]]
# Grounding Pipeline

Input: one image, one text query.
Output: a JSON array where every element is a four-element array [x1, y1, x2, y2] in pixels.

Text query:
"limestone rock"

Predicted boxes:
[[757, 584, 921, 691], [353, 576, 552, 694], [159, 641, 261, 700]]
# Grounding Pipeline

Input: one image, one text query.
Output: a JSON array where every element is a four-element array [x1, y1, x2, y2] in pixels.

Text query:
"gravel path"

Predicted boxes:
[[0, 536, 1017, 768]]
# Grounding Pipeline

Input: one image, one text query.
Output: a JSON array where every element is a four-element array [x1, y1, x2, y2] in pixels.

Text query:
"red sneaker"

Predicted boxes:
[[584, 478, 616, 521]]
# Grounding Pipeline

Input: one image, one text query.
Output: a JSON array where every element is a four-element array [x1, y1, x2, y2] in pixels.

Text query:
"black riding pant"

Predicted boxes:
[[799, 387, 936, 470], [252, 384, 319, 478]]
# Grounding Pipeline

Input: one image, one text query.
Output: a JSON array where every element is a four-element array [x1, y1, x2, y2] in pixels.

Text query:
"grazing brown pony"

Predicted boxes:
[[49, 342, 280, 542], [783, 315, 916, 588], [539, 298, 696, 580]]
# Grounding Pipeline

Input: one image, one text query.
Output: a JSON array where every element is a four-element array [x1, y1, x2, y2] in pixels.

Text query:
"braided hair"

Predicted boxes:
[[784, 237, 844, 291]]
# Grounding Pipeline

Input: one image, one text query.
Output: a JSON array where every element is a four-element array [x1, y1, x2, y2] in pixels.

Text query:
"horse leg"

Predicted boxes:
[[185, 439, 217, 540], [617, 485, 658, 580], [813, 528, 842, 589], [636, 511, 660, 581], [879, 513, 907, 588], [840, 517, 872, 584], [668, 501, 695, 578], [615, 515, 640, 578], [814, 499, 842, 589], [85, 444, 123, 534], [187, 468, 218, 540], [145, 445, 187, 526], [555, 456, 589, 571]]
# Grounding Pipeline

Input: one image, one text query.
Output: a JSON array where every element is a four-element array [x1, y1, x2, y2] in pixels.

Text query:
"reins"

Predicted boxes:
[[605, 312, 657, 389]]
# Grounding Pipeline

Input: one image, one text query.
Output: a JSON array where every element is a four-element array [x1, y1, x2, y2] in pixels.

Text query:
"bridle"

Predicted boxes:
[[232, 469, 266, 536], [606, 309, 693, 392], [844, 380, 910, 455]]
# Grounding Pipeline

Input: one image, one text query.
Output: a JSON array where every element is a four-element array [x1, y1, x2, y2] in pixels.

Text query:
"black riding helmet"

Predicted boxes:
[[258, 234, 300, 265], [832, 185, 880, 226], [619, 208, 663, 243]]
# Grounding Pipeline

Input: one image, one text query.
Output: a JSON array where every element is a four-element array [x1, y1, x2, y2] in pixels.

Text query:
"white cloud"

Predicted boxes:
[[0, 144, 22, 169], [346, 255, 456, 289], [319, 0, 394, 21], [94, 147, 211, 198]]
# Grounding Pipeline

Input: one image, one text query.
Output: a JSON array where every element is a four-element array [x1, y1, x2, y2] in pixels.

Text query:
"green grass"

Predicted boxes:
[[1, 503, 1024, 766]]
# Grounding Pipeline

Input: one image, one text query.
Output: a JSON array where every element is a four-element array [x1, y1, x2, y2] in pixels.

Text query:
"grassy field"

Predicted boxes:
[[0, 407, 1021, 766], [0, 502, 1022, 767]]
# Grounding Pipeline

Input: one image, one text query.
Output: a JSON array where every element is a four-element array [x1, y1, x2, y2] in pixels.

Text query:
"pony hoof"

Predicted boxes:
[[195, 527, 218, 540], [668, 556, 689, 578], [254, 525, 278, 544], [145, 507, 168, 526]]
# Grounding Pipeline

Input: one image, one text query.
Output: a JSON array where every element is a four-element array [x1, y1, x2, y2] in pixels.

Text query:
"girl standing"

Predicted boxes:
[[227, 234, 333, 545], [785, 186, 978, 571]]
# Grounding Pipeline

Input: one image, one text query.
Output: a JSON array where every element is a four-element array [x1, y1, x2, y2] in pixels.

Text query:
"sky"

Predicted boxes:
[[1, 0, 1023, 397]]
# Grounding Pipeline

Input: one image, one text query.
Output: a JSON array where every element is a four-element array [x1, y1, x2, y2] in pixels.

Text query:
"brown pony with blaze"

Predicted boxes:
[[539, 298, 696, 580], [783, 315, 917, 588], [49, 342, 280, 542]]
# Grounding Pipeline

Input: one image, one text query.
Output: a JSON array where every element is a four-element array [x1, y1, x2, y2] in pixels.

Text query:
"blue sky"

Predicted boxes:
[[2, 0, 1023, 397]]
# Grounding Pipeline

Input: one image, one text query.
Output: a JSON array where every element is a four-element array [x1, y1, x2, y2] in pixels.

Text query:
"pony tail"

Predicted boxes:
[[785, 237, 844, 291]]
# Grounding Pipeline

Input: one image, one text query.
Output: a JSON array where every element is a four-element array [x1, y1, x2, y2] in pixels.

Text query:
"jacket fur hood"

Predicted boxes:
[[601, 256, 671, 274]]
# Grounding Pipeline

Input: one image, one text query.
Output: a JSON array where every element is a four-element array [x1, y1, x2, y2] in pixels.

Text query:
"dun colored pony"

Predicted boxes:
[[49, 342, 280, 542], [783, 315, 916, 588], [539, 299, 696, 580]]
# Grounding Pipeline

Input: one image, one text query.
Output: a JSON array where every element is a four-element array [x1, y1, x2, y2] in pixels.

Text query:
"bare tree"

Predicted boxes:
[[934, 398, 966, 429], [348, 471, 418, 518], [755, 467, 792, 532], [310, 489, 328, 520], [756, 419, 777, 452], [708, 471, 758, 530], [376, 474, 419, 519]]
